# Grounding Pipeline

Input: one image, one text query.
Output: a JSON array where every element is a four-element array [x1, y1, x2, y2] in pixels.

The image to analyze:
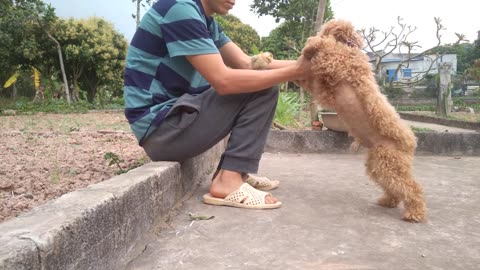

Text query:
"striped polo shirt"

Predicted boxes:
[[123, 0, 231, 144]]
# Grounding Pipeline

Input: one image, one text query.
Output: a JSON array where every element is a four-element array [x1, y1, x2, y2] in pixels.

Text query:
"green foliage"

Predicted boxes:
[[0, 97, 124, 115], [395, 105, 436, 111], [383, 86, 403, 99], [251, 0, 333, 26], [253, 0, 333, 59], [0, 0, 57, 87], [0, 4, 127, 105], [261, 21, 305, 59], [274, 91, 302, 127], [468, 59, 480, 81], [429, 43, 479, 74], [453, 98, 480, 111], [103, 151, 149, 175], [104, 152, 126, 174], [52, 17, 128, 103], [410, 126, 433, 133], [214, 14, 260, 55]]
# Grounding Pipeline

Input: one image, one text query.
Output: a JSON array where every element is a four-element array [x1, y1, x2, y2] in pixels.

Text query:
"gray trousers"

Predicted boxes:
[[142, 86, 279, 174]]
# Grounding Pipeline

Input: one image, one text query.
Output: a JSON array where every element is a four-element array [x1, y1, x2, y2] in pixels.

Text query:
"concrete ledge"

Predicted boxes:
[[0, 142, 223, 270], [400, 112, 480, 130], [266, 130, 480, 156]]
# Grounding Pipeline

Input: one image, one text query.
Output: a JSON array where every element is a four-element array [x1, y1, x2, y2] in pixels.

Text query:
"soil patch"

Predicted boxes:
[[0, 111, 150, 223]]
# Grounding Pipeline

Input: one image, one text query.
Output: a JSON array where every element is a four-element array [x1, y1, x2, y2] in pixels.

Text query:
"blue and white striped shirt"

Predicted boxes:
[[123, 0, 231, 144]]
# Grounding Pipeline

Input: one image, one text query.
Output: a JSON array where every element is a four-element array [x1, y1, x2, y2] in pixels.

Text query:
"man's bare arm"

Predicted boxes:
[[186, 53, 309, 95], [219, 42, 296, 70]]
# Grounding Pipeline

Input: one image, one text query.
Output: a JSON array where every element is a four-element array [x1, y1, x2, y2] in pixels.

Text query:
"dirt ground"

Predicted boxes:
[[0, 111, 150, 223]]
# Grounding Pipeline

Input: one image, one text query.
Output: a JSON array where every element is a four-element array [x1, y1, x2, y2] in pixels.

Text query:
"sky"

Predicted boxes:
[[44, 0, 479, 52]]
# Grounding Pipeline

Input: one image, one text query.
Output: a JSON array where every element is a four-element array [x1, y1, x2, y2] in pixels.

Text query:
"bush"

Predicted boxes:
[[274, 91, 302, 127]]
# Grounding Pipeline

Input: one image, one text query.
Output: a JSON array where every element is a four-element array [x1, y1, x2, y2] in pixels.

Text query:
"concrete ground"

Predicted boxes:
[[125, 153, 480, 270]]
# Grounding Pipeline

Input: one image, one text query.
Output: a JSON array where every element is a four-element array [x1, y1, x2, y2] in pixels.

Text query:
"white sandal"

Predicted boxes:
[[245, 175, 280, 191], [203, 183, 281, 209]]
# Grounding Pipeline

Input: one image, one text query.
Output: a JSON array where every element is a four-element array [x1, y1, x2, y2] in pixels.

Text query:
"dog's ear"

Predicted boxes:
[[302, 36, 322, 60]]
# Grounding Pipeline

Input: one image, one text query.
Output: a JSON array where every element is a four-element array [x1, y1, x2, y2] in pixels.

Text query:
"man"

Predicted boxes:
[[124, 0, 311, 209]]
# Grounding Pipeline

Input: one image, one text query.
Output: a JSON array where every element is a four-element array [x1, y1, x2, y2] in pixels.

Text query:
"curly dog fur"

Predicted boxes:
[[300, 19, 427, 222]]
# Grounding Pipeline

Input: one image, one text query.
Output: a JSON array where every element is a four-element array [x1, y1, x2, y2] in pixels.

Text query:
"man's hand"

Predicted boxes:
[[293, 55, 313, 81]]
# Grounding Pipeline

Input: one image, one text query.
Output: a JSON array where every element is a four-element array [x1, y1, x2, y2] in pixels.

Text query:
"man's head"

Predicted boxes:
[[201, 0, 235, 16]]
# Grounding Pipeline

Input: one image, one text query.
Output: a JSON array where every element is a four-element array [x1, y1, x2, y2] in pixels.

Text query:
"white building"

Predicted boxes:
[[368, 52, 457, 82]]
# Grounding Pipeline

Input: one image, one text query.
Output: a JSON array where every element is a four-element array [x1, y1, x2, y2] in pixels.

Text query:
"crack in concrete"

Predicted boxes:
[[17, 235, 42, 270]]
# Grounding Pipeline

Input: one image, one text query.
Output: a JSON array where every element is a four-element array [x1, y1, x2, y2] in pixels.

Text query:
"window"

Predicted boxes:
[[387, 69, 398, 81], [403, 69, 412, 77]]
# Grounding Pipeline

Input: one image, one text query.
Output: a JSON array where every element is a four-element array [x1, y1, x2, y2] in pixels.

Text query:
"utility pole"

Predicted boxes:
[[314, 0, 327, 34]]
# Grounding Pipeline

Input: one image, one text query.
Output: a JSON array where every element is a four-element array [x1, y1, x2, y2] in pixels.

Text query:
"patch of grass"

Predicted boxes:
[[104, 152, 150, 175], [104, 152, 126, 175], [395, 104, 436, 111], [50, 159, 61, 184], [411, 126, 433, 133], [274, 91, 302, 128], [0, 97, 124, 116], [453, 99, 480, 112], [411, 111, 480, 123], [125, 156, 150, 172]]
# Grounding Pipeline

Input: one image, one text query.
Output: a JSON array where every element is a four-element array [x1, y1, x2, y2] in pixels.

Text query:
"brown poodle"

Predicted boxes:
[[298, 19, 427, 222]]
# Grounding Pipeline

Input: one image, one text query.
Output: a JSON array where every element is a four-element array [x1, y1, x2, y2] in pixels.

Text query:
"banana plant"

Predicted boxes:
[[3, 66, 41, 90]]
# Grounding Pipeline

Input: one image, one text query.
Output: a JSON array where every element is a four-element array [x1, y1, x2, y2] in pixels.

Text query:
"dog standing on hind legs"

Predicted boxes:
[[297, 19, 427, 222]]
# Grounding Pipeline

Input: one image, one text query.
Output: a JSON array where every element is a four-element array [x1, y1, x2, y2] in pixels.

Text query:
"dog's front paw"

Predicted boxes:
[[349, 140, 361, 152], [402, 198, 427, 222], [377, 194, 400, 208], [402, 210, 426, 223]]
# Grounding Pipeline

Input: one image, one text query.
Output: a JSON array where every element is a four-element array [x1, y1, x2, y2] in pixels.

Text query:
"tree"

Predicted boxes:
[[468, 59, 480, 81], [430, 43, 476, 74], [361, 17, 470, 117], [0, 1, 46, 85], [214, 14, 261, 55], [252, 0, 333, 49], [51, 17, 127, 103], [261, 21, 304, 60], [77, 18, 128, 103], [0, 0, 73, 102], [53, 18, 94, 102], [252, 0, 333, 124], [361, 17, 467, 87]]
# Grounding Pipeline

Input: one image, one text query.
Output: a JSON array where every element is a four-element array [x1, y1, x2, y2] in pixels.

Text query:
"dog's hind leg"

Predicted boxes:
[[366, 144, 427, 222]]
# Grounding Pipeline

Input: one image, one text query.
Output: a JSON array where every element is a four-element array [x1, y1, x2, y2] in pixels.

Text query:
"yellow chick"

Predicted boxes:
[[251, 52, 273, 70]]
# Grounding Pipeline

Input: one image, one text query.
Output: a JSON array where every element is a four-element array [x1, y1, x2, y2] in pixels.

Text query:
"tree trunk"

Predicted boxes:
[[436, 62, 452, 117], [82, 69, 99, 103], [309, 0, 327, 124], [12, 84, 17, 99], [314, 0, 327, 34], [70, 67, 83, 103], [136, 0, 141, 28], [71, 81, 80, 103], [47, 33, 71, 104]]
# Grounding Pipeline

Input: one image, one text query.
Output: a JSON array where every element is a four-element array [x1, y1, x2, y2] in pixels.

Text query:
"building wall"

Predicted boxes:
[[374, 54, 457, 82]]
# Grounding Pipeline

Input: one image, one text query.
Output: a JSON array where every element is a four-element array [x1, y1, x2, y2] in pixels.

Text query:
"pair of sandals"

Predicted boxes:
[[203, 175, 282, 209]]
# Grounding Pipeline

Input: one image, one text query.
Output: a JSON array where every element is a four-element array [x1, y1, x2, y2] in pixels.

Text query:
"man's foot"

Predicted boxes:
[[209, 170, 279, 204]]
